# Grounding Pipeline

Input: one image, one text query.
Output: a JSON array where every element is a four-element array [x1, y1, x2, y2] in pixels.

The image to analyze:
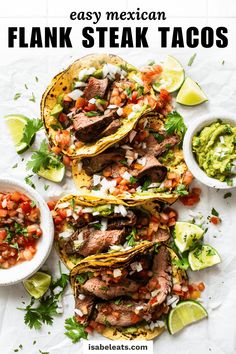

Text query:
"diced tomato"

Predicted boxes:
[[130, 313, 141, 324], [159, 89, 171, 103], [210, 216, 221, 225], [128, 91, 138, 104], [51, 146, 62, 155], [6, 200, 16, 210], [190, 290, 201, 300], [21, 202, 32, 214], [0, 229, 7, 242], [197, 282, 205, 292], [62, 155, 71, 167], [84, 103, 96, 111], [20, 194, 30, 202], [54, 216, 63, 225], [75, 97, 86, 109], [0, 209, 8, 217], [180, 188, 201, 206], [10, 191, 21, 202], [85, 326, 94, 334], [58, 113, 68, 123], [47, 201, 57, 211], [58, 209, 68, 219]]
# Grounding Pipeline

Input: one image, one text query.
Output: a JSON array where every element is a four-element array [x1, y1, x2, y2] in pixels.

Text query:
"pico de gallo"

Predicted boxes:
[[0, 191, 42, 269]]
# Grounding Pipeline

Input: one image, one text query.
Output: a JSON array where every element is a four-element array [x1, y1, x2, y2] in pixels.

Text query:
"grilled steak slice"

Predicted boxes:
[[95, 302, 143, 327], [107, 210, 137, 229], [132, 155, 167, 182], [75, 294, 95, 324], [99, 119, 121, 138], [147, 246, 172, 308], [73, 111, 113, 142], [82, 151, 124, 175], [145, 134, 180, 157], [83, 77, 109, 100], [153, 227, 170, 242], [81, 278, 140, 300], [63, 228, 125, 257]]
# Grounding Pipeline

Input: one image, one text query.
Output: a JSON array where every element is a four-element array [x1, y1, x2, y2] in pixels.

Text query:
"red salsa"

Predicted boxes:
[[0, 191, 42, 269]]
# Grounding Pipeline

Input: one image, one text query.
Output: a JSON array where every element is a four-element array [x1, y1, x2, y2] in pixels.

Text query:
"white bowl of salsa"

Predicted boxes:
[[0, 178, 54, 285], [183, 113, 236, 189]]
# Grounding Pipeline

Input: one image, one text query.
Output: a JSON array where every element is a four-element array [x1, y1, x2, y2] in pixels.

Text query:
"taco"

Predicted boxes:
[[72, 113, 193, 204], [41, 53, 157, 159], [70, 243, 187, 340], [53, 195, 176, 270]]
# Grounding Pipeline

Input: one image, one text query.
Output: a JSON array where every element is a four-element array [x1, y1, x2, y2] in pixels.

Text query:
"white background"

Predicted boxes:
[[1, 1, 236, 353]]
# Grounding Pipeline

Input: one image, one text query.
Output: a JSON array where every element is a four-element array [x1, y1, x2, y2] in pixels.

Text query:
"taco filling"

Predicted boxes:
[[53, 197, 175, 269], [73, 113, 193, 200], [71, 244, 193, 338]]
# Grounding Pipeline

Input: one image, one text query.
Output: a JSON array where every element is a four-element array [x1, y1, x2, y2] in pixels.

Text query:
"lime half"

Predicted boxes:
[[176, 77, 208, 106], [23, 271, 52, 299], [153, 55, 185, 93], [174, 222, 204, 253], [4, 114, 31, 154], [188, 244, 221, 271], [168, 300, 208, 335], [37, 163, 65, 183]]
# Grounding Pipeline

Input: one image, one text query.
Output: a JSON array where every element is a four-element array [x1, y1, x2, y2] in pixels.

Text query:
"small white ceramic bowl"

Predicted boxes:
[[183, 113, 236, 189], [0, 178, 54, 286]]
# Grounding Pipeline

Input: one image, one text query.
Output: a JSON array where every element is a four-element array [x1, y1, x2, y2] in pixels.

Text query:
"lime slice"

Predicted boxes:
[[176, 77, 208, 106], [174, 222, 204, 253], [37, 162, 65, 183], [188, 244, 221, 271], [23, 271, 52, 299], [153, 55, 185, 93], [168, 300, 208, 335], [4, 114, 32, 154]]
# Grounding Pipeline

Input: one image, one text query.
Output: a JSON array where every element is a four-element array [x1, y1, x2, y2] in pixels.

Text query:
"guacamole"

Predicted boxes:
[[192, 121, 236, 182]]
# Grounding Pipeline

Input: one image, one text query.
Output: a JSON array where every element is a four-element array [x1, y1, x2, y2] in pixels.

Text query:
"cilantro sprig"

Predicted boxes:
[[27, 140, 62, 173], [20, 118, 43, 149], [64, 317, 88, 343], [165, 111, 187, 139]]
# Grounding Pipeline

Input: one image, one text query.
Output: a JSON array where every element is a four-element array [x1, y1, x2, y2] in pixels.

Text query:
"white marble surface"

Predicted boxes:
[[0, 0, 236, 353]]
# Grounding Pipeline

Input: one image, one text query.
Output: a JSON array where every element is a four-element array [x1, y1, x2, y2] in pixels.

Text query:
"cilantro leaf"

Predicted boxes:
[[130, 176, 138, 184], [141, 178, 152, 191], [211, 208, 219, 217], [224, 192, 232, 199], [85, 111, 98, 117], [27, 140, 62, 173], [126, 228, 137, 247], [20, 118, 43, 148], [14, 93, 21, 100], [64, 317, 88, 343], [164, 111, 187, 139], [175, 184, 189, 196], [29, 92, 36, 103], [188, 53, 197, 67], [24, 174, 36, 189]]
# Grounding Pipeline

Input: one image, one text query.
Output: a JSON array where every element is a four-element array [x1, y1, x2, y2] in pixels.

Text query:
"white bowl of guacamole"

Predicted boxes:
[[183, 113, 236, 189]]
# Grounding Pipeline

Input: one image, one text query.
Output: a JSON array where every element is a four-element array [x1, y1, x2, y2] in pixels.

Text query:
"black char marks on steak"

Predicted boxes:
[[63, 228, 125, 257], [75, 294, 95, 324], [132, 155, 167, 182], [99, 119, 121, 138], [107, 210, 137, 229], [73, 111, 114, 142], [81, 278, 140, 300], [145, 134, 180, 157], [95, 302, 143, 327], [147, 246, 172, 308], [82, 150, 124, 176], [83, 77, 109, 100]]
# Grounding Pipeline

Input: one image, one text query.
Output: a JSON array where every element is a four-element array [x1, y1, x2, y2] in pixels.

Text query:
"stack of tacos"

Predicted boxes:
[[42, 54, 194, 340]]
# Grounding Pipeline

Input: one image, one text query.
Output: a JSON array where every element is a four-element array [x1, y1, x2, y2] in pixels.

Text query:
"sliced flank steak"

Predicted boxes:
[[144, 134, 180, 157], [131, 154, 167, 182], [75, 293, 95, 324], [83, 77, 109, 100], [82, 151, 124, 175]]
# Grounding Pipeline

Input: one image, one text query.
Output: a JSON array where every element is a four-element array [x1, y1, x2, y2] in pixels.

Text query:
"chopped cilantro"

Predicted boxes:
[[85, 111, 98, 117], [226, 178, 233, 187], [14, 93, 21, 100], [20, 118, 43, 149], [164, 111, 187, 139], [172, 257, 189, 270], [188, 53, 197, 66], [153, 132, 164, 143], [175, 184, 189, 196], [93, 222, 102, 230], [25, 84, 28, 90], [130, 176, 138, 184], [44, 185, 50, 191], [211, 208, 219, 217], [35, 76, 39, 82], [126, 228, 137, 247], [125, 87, 132, 98], [12, 163, 18, 168], [29, 92, 36, 103], [24, 175, 36, 189], [76, 273, 89, 285], [100, 286, 109, 291], [224, 192, 232, 199], [141, 178, 152, 191]]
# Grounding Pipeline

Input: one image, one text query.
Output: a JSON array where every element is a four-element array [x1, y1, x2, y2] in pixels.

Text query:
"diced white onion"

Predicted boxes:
[[82, 207, 93, 213], [137, 157, 147, 166], [92, 211, 100, 216], [74, 81, 87, 88], [117, 107, 123, 116], [66, 209, 73, 217], [57, 202, 70, 209], [78, 67, 96, 81], [75, 308, 84, 317], [121, 145, 133, 150], [130, 262, 143, 272], [77, 162, 83, 172], [114, 205, 128, 217], [1, 199, 7, 208], [151, 289, 159, 297], [132, 104, 142, 112], [129, 130, 137, 143], [59, 229, 74, 239], [122, 171, 132, 181], [100, 218, 108, 231], [113, 269, 122, 278], [107, 104, 117, 109], [93, 174, 101, 186], [78, 294, 86, 300], [88, 98, 96, 104], [128, 112, 136, 119], [219, 136, 225, 144], [132, 74, 144, 85], [67, 89, 83, 100]]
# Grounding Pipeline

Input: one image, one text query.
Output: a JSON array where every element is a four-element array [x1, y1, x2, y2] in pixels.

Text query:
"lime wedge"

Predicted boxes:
[[188, 244, 221, 271], [174, 222, 204, 253], [4, 114, 32, 154], [176, 77, 208, 106], [153, 55, 185, 93], [167, 300, 208, 335], [37, 162, 65, 183], [23, 271, 52, 299]]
